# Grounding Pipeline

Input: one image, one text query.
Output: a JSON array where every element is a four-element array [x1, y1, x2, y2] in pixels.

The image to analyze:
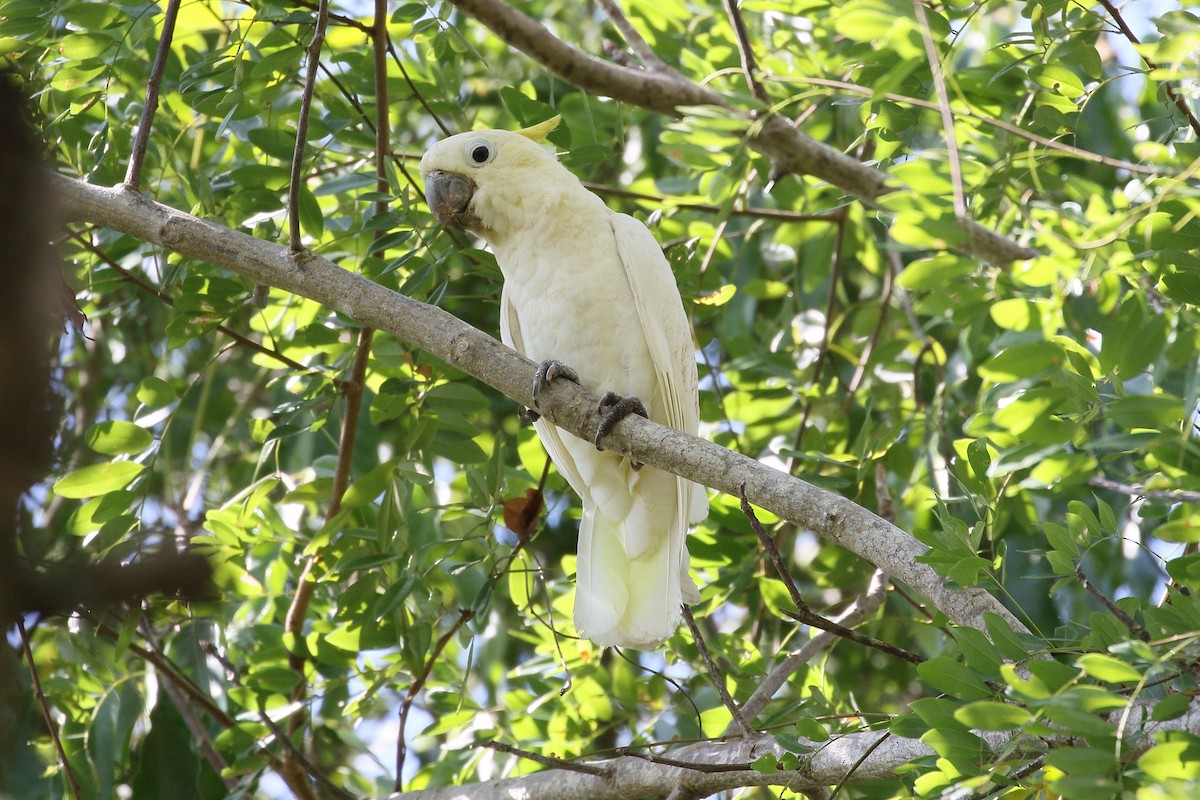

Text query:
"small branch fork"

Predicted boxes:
[[739, 486, 923, 665]]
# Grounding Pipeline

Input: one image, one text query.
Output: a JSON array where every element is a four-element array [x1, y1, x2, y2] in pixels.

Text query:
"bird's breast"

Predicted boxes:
[[499, 233, 655, 401]]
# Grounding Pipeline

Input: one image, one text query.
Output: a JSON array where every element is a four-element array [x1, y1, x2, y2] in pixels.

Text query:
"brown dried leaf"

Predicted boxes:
[[502, 488, 544, 537]]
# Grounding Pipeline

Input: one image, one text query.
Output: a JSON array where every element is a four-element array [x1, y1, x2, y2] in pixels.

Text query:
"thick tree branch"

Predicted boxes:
[[50, 174, 1023, 639], [386, 700, 1200, 800], [442, 0, 1037, 266]]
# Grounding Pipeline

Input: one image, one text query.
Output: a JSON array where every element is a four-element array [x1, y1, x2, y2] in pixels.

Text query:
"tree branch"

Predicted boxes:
[[387, 699, 1200, 799], [736, 569, 891, 726], [125, 0, 181, 190], [1097, 0, 1200, 139], [288, 0, 331, 253], [18, 620, 81, 800], [442, 0, 1038, 266], [51, 173, 1024, 639]]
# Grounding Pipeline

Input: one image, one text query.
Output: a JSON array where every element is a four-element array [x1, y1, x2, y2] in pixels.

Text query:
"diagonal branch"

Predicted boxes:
[[912, 0, 966, 222], [1097, 0, 1200, 139], [595, 0, 670, 72], [50, 173, 1026, 639], [442, 0, 1037, 266], [723, 0, 769, 104], [288, 0, 331, 253], [125, 0, 181, 190], [736, 568, 890, 727]]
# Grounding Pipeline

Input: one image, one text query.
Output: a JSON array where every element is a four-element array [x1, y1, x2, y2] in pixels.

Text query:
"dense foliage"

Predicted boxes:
[[3, 0, 1200, 797]]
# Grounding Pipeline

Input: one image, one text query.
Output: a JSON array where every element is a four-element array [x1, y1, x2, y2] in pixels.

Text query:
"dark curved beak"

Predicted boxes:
[[424, 170, 478, 228]]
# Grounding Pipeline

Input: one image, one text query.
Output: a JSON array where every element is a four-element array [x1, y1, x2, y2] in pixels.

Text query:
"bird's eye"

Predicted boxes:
[[465, 138, 496, 166]]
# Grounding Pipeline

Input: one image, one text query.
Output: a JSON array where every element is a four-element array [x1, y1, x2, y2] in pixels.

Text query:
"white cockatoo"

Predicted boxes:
[[420, 117, 708, 649]]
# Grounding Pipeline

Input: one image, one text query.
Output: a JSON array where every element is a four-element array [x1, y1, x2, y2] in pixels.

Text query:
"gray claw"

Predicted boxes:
[[595, 391, 648, 469], [531, 359, 580, 408]]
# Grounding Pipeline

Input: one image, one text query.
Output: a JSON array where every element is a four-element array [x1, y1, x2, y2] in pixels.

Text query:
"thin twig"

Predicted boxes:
[[288, 0, 331, 253], [372, 0, 391, 210], [386, 39, 452, 136], [829, 728, 892, 799], [912, 0, 967, 223], [18, 619, 81, 800], [613, 644, 704, 727], [735, 569, 890, 726], [138, 619, 234, 787], [1097, 0, 1200, 139], [203, 644, 355, 800], [1089, 475, 1200, 504], [595, 0, 669, 71], [582, 181, 841, 222], [283, 324, 374, 776], [125, 0, 181, 190], [1075, 566, 1151, 641], [476, 741, 608, 776], [740, 487, 923, 665], [785, 208, 849, 476], [614, 748, 758, 774], [723, 0, 769, 104], [396, 608, 475, 790], [843, 238, 895, 405], [682, 607, 754, 735], [787, 75, 1163, 176]]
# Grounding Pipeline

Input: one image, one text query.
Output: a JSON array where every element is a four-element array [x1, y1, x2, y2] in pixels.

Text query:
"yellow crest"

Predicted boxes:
[[516, 115, 561, 143]]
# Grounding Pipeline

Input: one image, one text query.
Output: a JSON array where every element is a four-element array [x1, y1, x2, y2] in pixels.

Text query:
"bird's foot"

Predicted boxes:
[[525, 359, 580, 422], [595, 391, 649, 470]]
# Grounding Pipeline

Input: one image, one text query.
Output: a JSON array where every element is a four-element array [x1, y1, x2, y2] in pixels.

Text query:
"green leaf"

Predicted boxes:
[[136, 377, 177, 407], [60, 32, 115, 59], [1138, 741, 1200, 780], [297, 184, 324, 239], [1077, 653, 1142, 684], [53, 461, 145, 499], [978, 341, 1064, 381], [918, 657, 993, 701], [897, 254, 975, 290], [86, 421, 154, 456], [1045, 746, 1116, 775], [1150, 693, 1192, 723], [949, 625, 1003, 676], [953, 700, 1030, 731]]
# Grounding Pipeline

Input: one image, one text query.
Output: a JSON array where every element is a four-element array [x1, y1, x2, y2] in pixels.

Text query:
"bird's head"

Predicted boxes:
[[419, 116, 567, 241]]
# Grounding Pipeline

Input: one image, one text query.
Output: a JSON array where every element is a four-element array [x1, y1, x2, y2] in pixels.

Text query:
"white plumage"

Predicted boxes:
[[421, 119, 707, 648]]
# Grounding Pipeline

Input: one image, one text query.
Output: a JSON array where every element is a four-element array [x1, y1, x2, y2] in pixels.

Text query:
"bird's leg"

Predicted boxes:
[[525, 359, 581, 422], [595, 391, 649, 470]]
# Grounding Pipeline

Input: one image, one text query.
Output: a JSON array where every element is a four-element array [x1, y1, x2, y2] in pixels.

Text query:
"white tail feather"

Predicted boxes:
[[574, 476, 698, 648]]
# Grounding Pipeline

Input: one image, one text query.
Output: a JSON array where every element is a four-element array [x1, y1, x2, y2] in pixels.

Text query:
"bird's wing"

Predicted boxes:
[[608, 212, 699, 436], [500, 283, 589, 500], [609, 212, 708, 527]]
